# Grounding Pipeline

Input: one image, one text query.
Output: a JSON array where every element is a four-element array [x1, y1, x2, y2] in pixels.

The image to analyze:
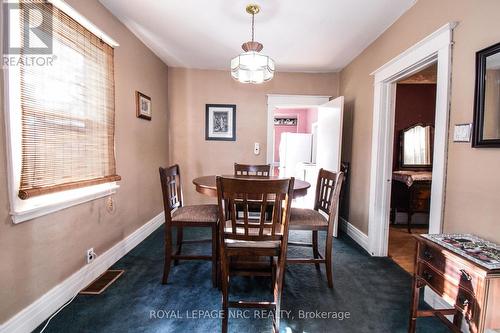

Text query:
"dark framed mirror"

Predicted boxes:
[[473, 42, 500, 147], [399, 123, 434, 170]]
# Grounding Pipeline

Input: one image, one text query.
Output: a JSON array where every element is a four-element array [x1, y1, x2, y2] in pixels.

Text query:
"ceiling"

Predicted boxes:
[[99, 0, 416, 72]]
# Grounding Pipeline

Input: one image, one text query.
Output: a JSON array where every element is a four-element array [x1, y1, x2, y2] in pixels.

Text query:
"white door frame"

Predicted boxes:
[[367, 23, 457, 256], [266, 94, 331, 166]]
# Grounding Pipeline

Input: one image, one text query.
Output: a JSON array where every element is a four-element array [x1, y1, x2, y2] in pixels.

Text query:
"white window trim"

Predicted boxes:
[[2, 0, 119, 224], [47, 0, 119, 47]]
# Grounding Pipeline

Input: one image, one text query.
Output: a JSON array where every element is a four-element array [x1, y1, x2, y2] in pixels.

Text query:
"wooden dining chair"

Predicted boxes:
[[287, 168, 344, 288], [234, 163, 272, 219], [234, 163, 271, 177], [216, 176, 295, 333], [159, 165, 219, 286]]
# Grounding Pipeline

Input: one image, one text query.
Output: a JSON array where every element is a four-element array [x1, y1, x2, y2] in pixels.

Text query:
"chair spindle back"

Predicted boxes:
[[216, 177, 294, 243], [314, 169, 344, 219], [234, 163, 271, 177], [159, 165, 184, 223]]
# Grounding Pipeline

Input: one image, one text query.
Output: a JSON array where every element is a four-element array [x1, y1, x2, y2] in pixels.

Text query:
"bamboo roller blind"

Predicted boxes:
[[18, 1, 120, 200]]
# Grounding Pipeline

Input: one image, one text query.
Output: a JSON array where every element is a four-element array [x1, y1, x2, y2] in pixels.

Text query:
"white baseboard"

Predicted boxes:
[[339, 217, 369, 253], [0, 212, 165, 333]]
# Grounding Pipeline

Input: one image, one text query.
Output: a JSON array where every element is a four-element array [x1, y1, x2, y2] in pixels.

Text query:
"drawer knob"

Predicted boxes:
[[423, 249, 433, 260], [458, 294, 469, 307], [422, 270, 433, 281], [460, 269, 472, 281]]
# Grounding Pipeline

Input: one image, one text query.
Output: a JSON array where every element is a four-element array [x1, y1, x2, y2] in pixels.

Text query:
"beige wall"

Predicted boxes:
[[168, 68, 339, 205], [8, 0, 500, 324], [339, 0, 500, 242], [0, 0, 169, 323]]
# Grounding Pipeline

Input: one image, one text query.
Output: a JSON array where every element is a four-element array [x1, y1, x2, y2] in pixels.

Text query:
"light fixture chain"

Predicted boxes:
[[251, 13, 255, 42]]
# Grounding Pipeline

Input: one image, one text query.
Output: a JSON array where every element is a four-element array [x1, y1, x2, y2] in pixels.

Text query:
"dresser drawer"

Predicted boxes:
[[418, 243, 479, 294], [410, 198, 430, 211], [417, 262, 475, 321], [411, 235, 498, 333]]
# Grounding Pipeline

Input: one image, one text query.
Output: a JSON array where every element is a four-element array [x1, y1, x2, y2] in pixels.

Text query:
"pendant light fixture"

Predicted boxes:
[[230, 4, 275, 84]]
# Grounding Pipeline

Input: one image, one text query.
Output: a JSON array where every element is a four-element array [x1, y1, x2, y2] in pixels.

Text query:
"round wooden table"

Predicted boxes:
[[192, 175, 311, 198]]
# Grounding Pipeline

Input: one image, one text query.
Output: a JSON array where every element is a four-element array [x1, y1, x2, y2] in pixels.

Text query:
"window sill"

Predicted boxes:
[[10, 182, 119, 224]]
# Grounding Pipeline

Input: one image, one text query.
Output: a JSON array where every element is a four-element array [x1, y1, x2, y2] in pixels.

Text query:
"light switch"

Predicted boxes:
[[254, 143, 260, 155], [453, 124, 472, 142]]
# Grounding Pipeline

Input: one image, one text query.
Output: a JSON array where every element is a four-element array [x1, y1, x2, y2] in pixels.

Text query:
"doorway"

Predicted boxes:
[[388, 64, 437, 273], [272, 106, 318, 178], [266, 95, 344, 236], [266, 94, 331, 171], [367, 23, 456, 257]]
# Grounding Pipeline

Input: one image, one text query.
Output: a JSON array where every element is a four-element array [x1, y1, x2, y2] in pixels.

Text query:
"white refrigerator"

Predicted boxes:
[[278, 133, 313, 178]]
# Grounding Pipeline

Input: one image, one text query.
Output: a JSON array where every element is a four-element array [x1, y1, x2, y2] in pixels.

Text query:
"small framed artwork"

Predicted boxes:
[[205, 104, 236, 141], [453, 123, 472, 142], [136, 91, 152, 120]]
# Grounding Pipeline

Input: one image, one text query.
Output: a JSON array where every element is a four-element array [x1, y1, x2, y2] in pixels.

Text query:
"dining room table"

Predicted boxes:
[[192, 174, 311, 198], [192, 173, 311, 276]]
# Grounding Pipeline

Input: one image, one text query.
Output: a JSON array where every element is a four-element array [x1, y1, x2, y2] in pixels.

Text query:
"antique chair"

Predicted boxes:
[[159, 165, 218, 286], [234, 163, 271, 177], [216, 176, 295, 333], [287, 168, 344, 288]]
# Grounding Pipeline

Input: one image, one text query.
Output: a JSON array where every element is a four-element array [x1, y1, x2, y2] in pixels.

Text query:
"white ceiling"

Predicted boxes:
[[99, 0, 416, 72]]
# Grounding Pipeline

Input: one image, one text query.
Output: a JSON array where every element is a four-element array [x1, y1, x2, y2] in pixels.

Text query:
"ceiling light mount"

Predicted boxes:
[[245, 4, 260, 15]]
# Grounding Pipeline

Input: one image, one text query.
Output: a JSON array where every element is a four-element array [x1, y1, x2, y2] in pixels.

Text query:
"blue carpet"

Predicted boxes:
[[36, 226, 447, 333]]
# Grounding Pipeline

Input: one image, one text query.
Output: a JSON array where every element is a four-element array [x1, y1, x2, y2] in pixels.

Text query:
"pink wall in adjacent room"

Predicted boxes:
[[274, 108, 309, 132], [273, 108, 318, 163]]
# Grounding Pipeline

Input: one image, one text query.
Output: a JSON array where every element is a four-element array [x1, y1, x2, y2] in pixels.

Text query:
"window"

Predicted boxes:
[[4, 0, 120, 222]]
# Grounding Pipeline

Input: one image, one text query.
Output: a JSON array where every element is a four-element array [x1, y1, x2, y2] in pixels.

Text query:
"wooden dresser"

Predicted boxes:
[[391, 171, 432, 233], [410, 235, 500, 333]]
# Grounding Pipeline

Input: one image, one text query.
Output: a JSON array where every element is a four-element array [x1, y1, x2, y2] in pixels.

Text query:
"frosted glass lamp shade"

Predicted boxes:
[[231, 51, 275, 84]]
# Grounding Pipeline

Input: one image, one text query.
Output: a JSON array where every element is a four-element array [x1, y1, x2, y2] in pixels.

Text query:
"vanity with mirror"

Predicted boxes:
[[473, 42, 500, 147], [391, 124, 433, 233]]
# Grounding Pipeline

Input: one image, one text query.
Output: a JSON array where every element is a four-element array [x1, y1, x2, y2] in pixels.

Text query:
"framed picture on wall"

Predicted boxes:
[[205, 104, 236, 141], [136, 91, 152, 120]]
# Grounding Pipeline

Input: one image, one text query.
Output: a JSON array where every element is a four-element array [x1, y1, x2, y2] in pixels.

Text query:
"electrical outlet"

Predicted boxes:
[[86, 248, 96, 264]]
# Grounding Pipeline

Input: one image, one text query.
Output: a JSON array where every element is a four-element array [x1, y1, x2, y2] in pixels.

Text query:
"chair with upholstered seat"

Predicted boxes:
[[287, 168, 344, 288], [159, 164, 218, 286], [216, 176, 294, 333]]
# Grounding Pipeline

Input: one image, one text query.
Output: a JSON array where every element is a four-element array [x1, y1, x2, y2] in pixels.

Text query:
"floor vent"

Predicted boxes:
[[80, 270, 124, 295]]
